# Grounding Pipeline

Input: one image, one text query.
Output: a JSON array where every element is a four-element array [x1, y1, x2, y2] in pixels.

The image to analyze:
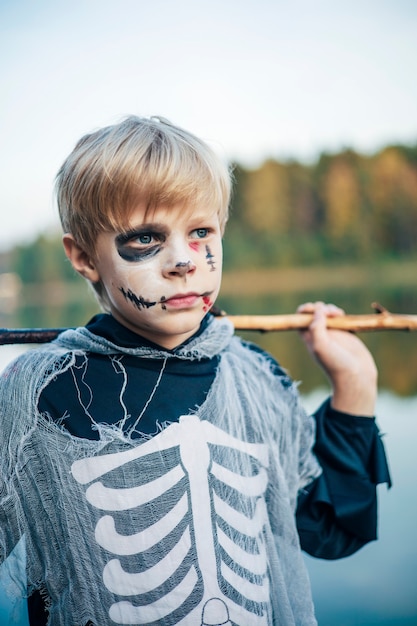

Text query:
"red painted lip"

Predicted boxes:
[[163, 292, 200, 308]]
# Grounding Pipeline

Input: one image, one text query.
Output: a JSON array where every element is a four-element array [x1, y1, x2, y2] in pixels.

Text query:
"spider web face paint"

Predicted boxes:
[[71, 415, 270, 625]]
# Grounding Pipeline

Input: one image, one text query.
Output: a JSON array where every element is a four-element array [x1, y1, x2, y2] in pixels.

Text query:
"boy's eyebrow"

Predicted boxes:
[[115, 223, 168, 242], [114, 213, 219, 243]]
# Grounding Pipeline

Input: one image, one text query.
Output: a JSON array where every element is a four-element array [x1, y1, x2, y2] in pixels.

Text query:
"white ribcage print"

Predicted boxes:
[[71, 415, 271, 625]]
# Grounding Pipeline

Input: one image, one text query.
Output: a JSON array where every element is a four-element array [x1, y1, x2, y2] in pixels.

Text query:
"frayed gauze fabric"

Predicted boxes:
[[0, 316, 322, 625]]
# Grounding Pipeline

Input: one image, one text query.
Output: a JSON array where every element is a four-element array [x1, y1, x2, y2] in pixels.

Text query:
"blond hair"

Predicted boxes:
[[56, 116, 232, 255]]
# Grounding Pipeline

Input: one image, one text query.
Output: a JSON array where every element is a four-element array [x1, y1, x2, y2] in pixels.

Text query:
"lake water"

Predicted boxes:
[[303, 389, 417, 626], [0, 343, 416, 624]]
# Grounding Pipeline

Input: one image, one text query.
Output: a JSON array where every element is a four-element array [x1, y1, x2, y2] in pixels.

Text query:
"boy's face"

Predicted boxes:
[[90, 202, 223, 349]]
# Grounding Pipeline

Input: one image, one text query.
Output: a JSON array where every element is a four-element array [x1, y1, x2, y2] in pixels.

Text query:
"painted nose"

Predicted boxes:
[[163, 258, 196, 278], [174, 260, 195, 277]]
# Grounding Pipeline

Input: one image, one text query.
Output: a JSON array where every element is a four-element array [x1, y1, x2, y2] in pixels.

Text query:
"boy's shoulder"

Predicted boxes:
[[0, 343, 74, 390], [235, 337, 293, 388]]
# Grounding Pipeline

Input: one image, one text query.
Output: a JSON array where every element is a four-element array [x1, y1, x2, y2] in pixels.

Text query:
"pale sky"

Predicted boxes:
[[1, 0, 416, 251]]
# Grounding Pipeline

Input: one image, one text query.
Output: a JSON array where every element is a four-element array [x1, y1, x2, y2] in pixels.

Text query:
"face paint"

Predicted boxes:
[[119, 287, 157, 311], [205, 245, 216, 272], [202, 295, 213, 312], [115, 231, 162, 263], [91, 202, 223, 349]]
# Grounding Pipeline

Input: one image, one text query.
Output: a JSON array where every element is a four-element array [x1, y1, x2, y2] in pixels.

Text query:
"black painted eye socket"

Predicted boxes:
[[115, 230, 160, 247]]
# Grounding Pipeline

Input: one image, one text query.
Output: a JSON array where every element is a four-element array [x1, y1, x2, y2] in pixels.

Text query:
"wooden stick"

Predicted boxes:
[[0, 328, 70, 345], [1, 309, 417, 344], [227, 312, 417, 332]]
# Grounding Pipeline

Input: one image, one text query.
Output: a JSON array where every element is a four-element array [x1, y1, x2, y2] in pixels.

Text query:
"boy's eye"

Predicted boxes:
[[115, 229, 163, 262], [192, 228, 209, 239], [135, 233, 154, 245]]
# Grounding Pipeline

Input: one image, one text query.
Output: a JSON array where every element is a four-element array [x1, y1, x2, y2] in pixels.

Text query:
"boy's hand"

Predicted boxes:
[[297, 301, 377, 417]]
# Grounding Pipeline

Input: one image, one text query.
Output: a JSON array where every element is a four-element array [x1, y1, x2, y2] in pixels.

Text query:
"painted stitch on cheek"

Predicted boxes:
[[119, 287, 157, 311], [205, 245, 216, 272]]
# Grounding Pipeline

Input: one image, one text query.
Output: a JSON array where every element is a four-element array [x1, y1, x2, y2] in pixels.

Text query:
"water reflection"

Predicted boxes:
[[302, 390, 417, 626]]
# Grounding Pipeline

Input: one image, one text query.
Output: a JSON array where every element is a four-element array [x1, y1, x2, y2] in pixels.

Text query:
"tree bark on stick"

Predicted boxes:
[[227, 312, 417, 332]]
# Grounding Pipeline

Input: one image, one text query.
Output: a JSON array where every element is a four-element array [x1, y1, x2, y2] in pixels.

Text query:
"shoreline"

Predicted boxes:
[[2, 259, 416, 309], [221, 259, 417, 295]]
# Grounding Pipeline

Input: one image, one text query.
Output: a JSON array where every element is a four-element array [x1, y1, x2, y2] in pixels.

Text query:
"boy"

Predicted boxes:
[[0, 116, 390, 625]]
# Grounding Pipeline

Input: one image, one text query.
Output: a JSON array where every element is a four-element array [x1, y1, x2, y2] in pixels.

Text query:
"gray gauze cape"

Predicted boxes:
[[0, 316, 321, 626]]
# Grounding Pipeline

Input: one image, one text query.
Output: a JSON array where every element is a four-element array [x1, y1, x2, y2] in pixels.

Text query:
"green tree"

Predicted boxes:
[[11, 233, 76, 284]]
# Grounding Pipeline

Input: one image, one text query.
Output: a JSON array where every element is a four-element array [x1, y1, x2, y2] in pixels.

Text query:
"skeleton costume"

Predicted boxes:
[[0, 314, 390, 626]]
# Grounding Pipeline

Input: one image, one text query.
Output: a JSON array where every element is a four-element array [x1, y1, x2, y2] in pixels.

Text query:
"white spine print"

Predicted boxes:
[[71, 415, 271, 625]]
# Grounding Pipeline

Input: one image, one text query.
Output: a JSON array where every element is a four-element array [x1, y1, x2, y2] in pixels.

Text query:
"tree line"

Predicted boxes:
[[8, 142, 417, 284], [225, 143, 417, 269]]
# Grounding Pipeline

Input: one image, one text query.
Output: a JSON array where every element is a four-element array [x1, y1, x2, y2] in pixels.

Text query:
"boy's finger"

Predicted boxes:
[[296, 301, 345, 316]]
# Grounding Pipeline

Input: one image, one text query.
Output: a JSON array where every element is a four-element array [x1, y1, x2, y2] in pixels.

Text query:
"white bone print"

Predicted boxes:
[[71, 415, 271, 625]]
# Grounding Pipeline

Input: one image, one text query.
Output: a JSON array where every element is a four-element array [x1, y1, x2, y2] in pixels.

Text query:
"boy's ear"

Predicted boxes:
[[62, 234, 100, 283]]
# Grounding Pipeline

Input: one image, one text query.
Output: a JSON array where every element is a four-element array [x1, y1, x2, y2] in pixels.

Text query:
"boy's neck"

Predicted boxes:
[[86, 312, 211, 351]]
